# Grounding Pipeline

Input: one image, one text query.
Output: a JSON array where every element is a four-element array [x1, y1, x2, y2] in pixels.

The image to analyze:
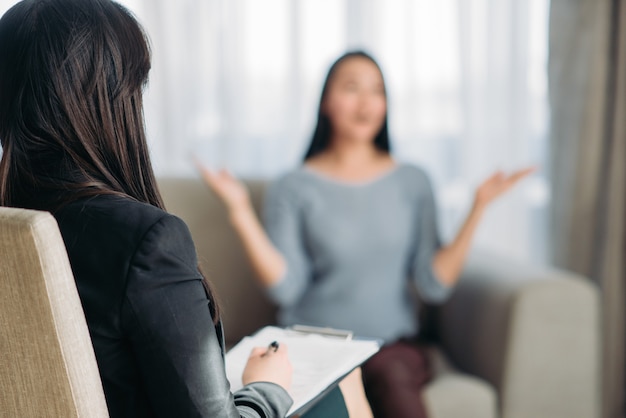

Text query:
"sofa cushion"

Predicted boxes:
[[423, 348, 497, 418]]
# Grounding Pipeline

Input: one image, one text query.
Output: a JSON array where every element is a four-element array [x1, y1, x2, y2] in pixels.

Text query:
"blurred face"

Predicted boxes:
[[322, 57, 387, 144]]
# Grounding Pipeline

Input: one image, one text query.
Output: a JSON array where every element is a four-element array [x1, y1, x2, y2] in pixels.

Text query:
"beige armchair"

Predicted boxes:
[[159, 177, 601, 418], [0, 207, 108, 418]]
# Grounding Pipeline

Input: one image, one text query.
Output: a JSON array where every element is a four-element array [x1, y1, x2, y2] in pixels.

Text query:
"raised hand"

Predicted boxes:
[[473, 166, 537, 211], [433, 166, 537, 287], [194, 158, 287, 288], [195, 159, 251, 212]]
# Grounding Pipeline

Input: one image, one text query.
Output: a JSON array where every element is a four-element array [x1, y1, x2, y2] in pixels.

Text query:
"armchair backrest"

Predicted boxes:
[[0, 207, 108, 417]]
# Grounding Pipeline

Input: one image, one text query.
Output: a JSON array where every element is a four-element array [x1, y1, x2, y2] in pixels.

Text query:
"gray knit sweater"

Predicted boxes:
[[263, 163, 452, 342]]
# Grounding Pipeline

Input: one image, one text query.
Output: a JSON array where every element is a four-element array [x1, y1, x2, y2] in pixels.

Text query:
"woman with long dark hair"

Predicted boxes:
[[0, 0, 296, 416], [199, 51, 534, 417]]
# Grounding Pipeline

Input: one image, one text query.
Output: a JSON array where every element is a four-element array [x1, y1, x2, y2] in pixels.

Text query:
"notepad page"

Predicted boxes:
[[225, 326, 380, 416]]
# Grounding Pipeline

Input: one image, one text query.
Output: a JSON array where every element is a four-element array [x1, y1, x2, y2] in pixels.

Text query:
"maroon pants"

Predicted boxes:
[[361, 340, 432, 418]]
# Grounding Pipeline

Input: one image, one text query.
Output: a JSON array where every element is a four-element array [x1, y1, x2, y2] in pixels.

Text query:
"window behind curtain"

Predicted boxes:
[[0, 0, 551, 263]]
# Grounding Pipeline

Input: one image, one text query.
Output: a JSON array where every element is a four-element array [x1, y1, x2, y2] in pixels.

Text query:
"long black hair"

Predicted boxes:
[[303, 50, 391, 161], [0, 0, 161, 211], [0, 0, 221, 322]]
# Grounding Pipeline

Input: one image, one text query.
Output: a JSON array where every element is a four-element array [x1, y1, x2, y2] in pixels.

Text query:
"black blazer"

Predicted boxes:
[[54, 195, 292, 418]]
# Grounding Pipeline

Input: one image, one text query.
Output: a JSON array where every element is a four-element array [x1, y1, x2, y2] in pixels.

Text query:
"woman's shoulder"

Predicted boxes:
[[267, 167, 313, 197], [268, 162, 432, 191], [55, 194, 187, 251], [60, 193, 165, 222], [272, 166, 312, 185], [392, 162, 432, 187], [395, 161, 428, 178]]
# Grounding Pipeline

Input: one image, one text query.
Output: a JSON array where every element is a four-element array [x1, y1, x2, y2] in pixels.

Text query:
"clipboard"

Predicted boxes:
[[286, 324, 354, 340], [225, 325, 381, 417]]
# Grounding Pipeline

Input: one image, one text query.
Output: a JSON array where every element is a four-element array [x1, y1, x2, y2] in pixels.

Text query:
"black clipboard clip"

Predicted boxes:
[[286, 324, 354, 340]]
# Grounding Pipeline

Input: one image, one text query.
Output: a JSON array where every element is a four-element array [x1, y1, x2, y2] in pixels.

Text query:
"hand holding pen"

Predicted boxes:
[[242, 340, 293, 390], [262, 341, 280, 356]]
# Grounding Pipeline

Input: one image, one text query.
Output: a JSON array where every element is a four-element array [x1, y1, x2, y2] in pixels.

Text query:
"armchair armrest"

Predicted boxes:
[[437, 250, 600, 418]]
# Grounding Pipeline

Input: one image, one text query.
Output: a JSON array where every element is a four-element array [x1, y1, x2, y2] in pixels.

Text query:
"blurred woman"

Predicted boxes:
[[199, 51, 533, 418]]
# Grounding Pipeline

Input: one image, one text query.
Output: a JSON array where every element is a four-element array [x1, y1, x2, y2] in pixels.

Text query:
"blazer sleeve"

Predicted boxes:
[[121, 214, 292, 418]]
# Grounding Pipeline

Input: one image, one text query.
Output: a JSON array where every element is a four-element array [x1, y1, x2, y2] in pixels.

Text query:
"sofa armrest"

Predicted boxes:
[[438, 250, 600, 418]]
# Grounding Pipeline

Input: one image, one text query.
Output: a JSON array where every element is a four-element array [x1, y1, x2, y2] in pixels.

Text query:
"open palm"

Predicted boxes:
[[195, 161, 251, 211], [474, 167, 536, 210]]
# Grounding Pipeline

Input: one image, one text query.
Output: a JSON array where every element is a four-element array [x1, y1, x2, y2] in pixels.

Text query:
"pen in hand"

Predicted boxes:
[[262, 341, 280, 357], [242, 340, 292, 389]]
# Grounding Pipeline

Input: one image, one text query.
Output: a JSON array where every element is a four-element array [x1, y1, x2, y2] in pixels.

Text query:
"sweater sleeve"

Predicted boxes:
[[262, 178, 312, 307], [121, 214, 293, 418], [409, 169, 453, 304]]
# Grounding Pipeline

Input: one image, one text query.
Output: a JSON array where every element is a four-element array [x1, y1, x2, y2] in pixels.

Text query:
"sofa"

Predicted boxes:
[[159, 177, 601, 418]]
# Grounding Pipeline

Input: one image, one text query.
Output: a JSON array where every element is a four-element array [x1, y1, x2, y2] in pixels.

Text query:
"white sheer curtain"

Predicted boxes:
[[0, 0, 550, 263]]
